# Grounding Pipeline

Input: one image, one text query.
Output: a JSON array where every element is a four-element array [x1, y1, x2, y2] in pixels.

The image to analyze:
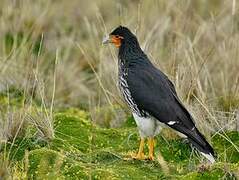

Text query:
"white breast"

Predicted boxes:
[[133, 113, 163, 138]]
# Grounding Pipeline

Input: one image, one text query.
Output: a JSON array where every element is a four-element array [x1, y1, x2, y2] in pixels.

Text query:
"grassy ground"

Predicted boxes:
[[2, 105, 239, 179], [0, 0, 239, 179], [0, 94, 239, 179]]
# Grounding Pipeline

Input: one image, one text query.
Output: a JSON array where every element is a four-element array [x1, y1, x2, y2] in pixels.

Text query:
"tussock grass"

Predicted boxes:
[[0, 0, 239, 179], [0, 0, 238, 129]]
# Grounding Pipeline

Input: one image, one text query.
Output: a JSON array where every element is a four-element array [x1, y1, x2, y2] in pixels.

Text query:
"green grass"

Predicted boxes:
[[2, 108, 238, 179]]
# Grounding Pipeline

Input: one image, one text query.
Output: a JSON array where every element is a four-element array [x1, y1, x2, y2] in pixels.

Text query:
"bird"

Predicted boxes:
[[102, 26, 215, 163]]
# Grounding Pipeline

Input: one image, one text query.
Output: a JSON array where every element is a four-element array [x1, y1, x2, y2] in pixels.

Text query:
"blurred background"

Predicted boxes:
[[0, 0, 238, 132]]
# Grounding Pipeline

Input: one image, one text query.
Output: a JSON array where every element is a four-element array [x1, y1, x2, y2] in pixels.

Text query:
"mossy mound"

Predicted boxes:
[[2, 109, 239, 179], [212, 131, 239, 163]]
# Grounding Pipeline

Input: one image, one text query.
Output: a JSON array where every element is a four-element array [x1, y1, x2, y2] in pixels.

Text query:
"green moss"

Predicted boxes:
[[28, 148, 88, 179], [52, 111, 136, 153], [156, 136, 191, 163], [122, 115, 137, 128], [52, 112, 92, 153], [3, 138, 45, 161], [179, 164, 238, 180], [4, 109, 239, 179], [180, 169, 224, 180], [57, 108, 89, 120], [89, 160, 166, 180], [27, 148, 166, 179], [212, 131, 239, 163]]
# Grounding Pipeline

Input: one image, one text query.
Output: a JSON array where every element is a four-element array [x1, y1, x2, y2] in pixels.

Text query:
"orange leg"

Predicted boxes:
[[132, 138, 146, 160], [148, 137, 155, 160]]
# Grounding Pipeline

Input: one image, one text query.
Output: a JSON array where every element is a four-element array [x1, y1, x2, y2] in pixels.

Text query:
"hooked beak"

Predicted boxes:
[[102, 34, 123, 48], [102, 35, 111, 44]]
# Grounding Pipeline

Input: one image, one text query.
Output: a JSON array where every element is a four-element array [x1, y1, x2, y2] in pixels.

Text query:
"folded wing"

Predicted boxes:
[[127, 61, 215, 160]]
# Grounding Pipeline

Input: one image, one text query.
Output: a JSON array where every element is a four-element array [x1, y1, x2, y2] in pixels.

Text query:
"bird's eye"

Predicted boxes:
[[115, 35, 119, 38]]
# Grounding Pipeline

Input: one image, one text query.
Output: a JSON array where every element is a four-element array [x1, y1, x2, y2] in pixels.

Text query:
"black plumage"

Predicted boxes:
[[104, 26, 215, 163]]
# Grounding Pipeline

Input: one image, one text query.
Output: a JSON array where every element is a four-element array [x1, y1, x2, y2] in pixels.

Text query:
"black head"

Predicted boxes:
[[103, 26, 138, 48], [110, 26, 135, 39], [103, 26, 147, 63]]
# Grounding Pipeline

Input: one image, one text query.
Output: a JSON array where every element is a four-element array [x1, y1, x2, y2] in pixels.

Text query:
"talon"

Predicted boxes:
[[130, 138, 146, 160], [133, 152, 146, 160], [123, 152, 147, 160], [148, 155, 154, 161]]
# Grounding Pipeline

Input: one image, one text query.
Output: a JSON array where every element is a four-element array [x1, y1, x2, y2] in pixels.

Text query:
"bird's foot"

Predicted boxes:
[[147, 137, 155, 161], [148, 154, 154, 161], [132, 152, 146, 160], [123, 152, 154, 161], [123, 151, 146, 160]]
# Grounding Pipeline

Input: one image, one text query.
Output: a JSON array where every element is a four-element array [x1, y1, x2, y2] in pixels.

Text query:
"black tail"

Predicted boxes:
[[170, 122, 216, 163], [169, 95, 216, 162], [187, 127, 215, 163]]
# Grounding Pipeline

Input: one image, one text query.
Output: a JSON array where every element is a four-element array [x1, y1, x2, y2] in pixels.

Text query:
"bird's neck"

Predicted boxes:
[[118, 40, 150, 70], [118, 39, 144, 64]]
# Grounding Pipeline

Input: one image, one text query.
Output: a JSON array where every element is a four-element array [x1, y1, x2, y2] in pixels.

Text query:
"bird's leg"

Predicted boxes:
[[148, 137, 155, 160], [132, 138, 145, 160]]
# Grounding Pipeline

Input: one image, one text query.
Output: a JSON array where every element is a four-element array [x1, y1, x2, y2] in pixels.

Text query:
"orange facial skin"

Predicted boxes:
[[111, 35, 124, 48]]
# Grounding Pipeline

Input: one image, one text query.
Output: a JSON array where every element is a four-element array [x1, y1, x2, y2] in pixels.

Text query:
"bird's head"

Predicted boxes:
[[102, 26, 137, 48]]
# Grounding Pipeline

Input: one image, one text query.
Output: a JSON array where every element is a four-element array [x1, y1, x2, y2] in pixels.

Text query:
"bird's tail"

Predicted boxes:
[[187, 127, 215, 163]]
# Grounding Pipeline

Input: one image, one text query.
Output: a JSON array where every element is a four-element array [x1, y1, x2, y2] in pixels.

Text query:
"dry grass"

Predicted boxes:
[[0, 0, 238, 135], [0, 0, 239, 176]]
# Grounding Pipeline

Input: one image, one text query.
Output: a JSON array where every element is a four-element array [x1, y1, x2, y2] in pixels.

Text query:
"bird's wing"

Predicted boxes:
[[127, 60, 215, 160], [127, 62, 196, 135], [128, 62, 215, 156]]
